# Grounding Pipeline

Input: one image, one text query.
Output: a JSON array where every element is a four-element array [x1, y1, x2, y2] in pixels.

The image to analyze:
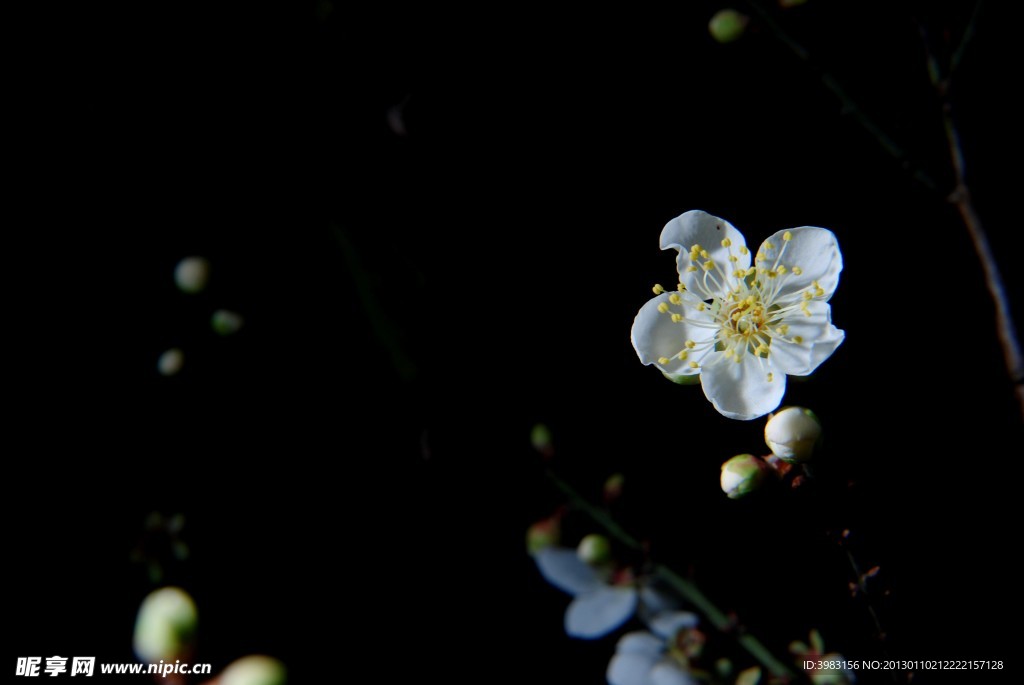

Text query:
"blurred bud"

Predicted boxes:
[[220, 656, 287, 685], [530, 423, 554, 457], [708, 9, 749, 44], [133, 587, 197, 662], [576, 534, 612, 566], [526, 515, 561, 555], [736, 666, 762, 685], [174, 256, 210, 294], [211, 309, 245, 336], [720, 454, 769, 499], [764, 407, 822, 462], [157, 348, 184, 377], [603, 473, 625, 503], [662, 372, 701, 385]]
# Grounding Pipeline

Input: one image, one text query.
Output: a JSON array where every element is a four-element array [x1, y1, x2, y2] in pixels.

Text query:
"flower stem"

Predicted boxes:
[[545, 470, 797, 680]]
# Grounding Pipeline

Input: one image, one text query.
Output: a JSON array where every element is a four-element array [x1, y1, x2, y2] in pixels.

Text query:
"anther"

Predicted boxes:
[[652, 284, 665, 295]]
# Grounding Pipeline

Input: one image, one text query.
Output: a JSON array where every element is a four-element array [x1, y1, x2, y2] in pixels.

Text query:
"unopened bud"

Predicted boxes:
[[576, 534, 612, 565], [133, 587, 197, 662], [765, 406, 822, 462], [174, 256, 210, 294], [708, 9, 749, 44], [720, 454, 769, 499], [531, 423, 554, 457], [526, 515, 561, 555], [211, 309, 245, 335], [220, 656, 287, 685], [603, 473, 625, 503], [157, 348, 184, 377]]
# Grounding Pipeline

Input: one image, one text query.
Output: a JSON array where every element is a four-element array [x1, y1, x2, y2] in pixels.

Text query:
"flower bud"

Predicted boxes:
[[174, 256, 210, 294], [211, 309, 245, 336], [576, 534, 612, 565], [526, 515, 561, 555], [764, 407, 822, 462], [708, 9, 749, 44], [157, 348, 185, 377], [220, 656, 287, 685], [133, 587, 197, 662], [603, 473, 625, 503], [530, 423, 554, 458], [720, 454, 769, 499]]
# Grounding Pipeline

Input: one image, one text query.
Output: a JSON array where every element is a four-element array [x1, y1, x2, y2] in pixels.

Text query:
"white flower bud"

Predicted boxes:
[[576, 534, 612, 565], [720, 454, 769, 499], [133, 587, 197, 662], [220, 656, 287, 685], [157, 348, 185, 377], [764, 407, 822, 462], [174, 256, 210, 294]]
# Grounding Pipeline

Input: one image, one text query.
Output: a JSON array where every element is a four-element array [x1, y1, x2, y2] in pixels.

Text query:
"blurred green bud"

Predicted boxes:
[[662, 371, 700, 385], [576, 533, 612, 566], [708, 9, 749, 44], [526, 515, 561, 554], [531, 423, 554, 457], [174, 256, 210, 294], [220, 656, 287, 685], [720, 454, 769, 499], [157, 348, 184, 377], [764, 407, 822, 462], [603, 472, 625, 503], [133, 587, 197, 662], [211, 309, 245, 336]]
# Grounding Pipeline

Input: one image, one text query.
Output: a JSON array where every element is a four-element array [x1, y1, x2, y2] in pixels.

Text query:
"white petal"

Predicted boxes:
[[770, 301, 844, 377], [638, 586, 678, 616], [565, 586, 638, 639], [650, 662, 697, 685], [648, 611, 699, 639], [700, 353, 787, 420], [534, 547, 603, 596], [757, 227, 842, 303], [631, 293, 716, 376], [616, 631, 665, 656], [607, 653, 658, 685], [660, 211, 750, 297]]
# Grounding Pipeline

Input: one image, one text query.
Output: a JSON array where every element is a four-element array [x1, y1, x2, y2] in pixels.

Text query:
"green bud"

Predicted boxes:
[[576, 534, 612, 565], [174, 256, 210, 294], [603, 472, 625, 502], [526, 516, 561, 554], [720, 454, 769, 499], [133, 587, 198, 662], [530, 423, 553, 455], [211, 309, 245, 336], [764, 406, 822, 462], [708, 9, 749, 44], [220, 656, 287, 685]]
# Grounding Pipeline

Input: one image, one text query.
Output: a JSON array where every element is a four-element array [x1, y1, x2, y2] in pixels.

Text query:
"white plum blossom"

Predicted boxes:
[[631, 211, 844, 420], [533, 546, 670, 639], [607, 612, 701, 685]]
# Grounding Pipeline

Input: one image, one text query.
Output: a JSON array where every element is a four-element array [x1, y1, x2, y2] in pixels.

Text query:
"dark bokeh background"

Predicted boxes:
[[9, 1, 1020, 683]]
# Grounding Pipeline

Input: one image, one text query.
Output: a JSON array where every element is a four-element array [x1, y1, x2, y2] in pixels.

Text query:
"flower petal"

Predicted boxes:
[[648, 611, 699, 640], [660, 211, 750, 297], [608, 652, 658, 685], [756, 226, 842, 303], [769, 301, 844, 377], [700, 353, 787, 420], [650, 662, 698, 685], [631, 293, 716, 376], [616, 631, 665, 656], [534, 547, 603, 596], [565, 586, 638, 639]]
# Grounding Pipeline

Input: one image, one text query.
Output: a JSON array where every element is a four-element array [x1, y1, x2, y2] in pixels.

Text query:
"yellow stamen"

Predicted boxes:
[[689, 361, 699, 369], [657, 303, 670, 314], [652, 283, 665, 295], [783, 231, 792, 241], [658, 357, 670, 365], [721, 238, 732, 247], [671, 313, 683, 323]]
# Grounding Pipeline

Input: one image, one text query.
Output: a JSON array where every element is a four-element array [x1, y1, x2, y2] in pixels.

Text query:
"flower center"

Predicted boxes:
[[713, 289, 774, 360]]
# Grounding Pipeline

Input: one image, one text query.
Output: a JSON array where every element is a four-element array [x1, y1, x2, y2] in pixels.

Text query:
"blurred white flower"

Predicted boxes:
[[607, 612, 701, 685], [632, 211, 844, 420], [533, 547, 669, 639]]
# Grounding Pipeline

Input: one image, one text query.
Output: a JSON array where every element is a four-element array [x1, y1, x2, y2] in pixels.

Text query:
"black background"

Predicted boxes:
[[8, 1, 1020, 683]]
